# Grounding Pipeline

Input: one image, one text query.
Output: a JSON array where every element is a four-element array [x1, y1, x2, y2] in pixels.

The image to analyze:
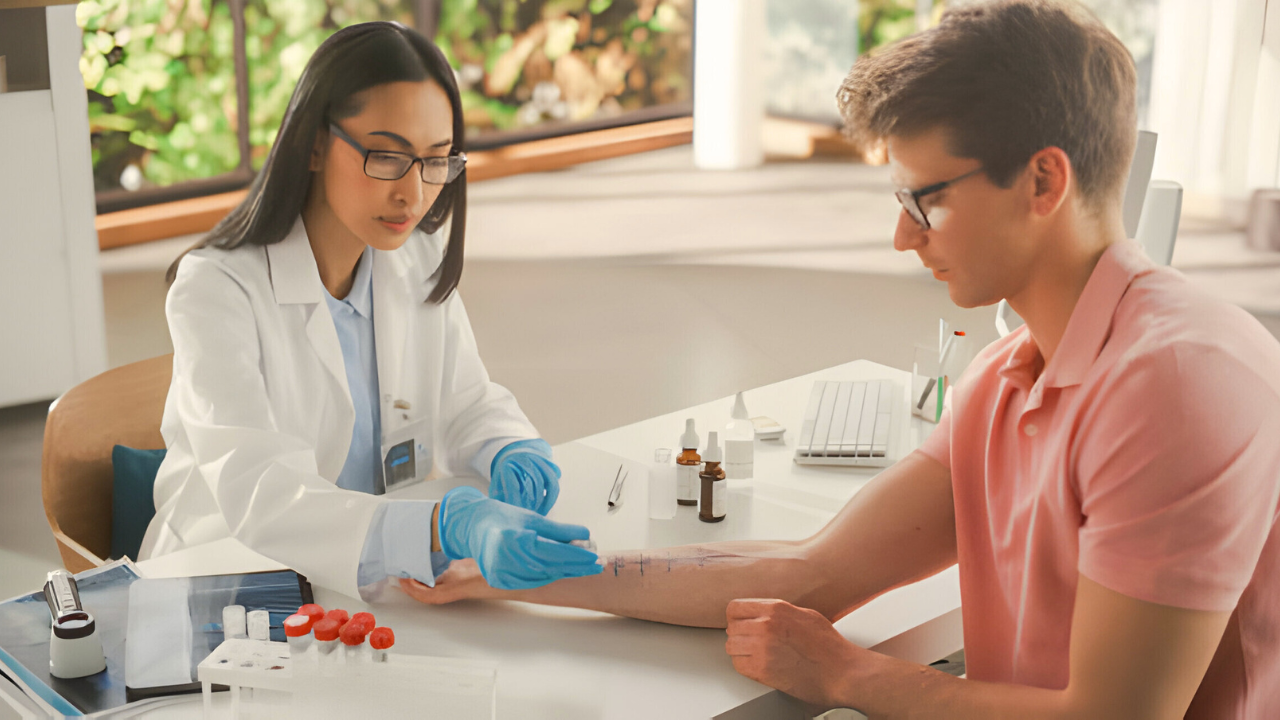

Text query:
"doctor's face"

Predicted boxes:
[[888, 128, 1039, 309], [313, 80, 454, 252]]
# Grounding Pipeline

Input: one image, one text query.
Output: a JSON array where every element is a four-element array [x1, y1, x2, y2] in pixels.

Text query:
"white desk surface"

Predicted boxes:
[[121, 360, 961, 719]]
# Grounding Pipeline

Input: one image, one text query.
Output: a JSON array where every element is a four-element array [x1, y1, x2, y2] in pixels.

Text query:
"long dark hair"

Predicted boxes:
[[166, 22, 467, 303]]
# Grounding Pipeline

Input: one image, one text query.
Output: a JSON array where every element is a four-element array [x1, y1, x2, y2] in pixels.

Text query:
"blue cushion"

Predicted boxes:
[[110, 446, 165, 561]]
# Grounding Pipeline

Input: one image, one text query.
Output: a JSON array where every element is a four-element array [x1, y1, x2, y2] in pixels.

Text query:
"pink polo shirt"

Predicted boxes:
[[919, 240, 1280, 717]]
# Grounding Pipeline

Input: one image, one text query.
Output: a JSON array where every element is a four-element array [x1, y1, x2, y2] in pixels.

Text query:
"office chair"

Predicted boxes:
[[995, 131, 1183, 337], [41, 354, 172, 572]]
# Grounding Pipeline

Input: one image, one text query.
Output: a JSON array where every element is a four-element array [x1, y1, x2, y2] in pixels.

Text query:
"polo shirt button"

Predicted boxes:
[[1024, 424, 1038, 437]]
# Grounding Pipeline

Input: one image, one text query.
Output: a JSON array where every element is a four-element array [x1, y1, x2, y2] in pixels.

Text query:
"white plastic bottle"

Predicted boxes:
[[648, 448, 678, 519], [676, 419, 701, 507], [723, 392, 754, 479]]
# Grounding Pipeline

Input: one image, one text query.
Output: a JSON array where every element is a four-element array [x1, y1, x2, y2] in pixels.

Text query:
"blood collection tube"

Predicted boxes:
[[339, 622, 370, 664], [298, 604, 325, 625], [368, 627, 394, 663], [349, 612, 375, 634], [247, 609, 271, 641], [324, 608, 349, 627], [311, 618, 342, 662], [222, 605, 247, 640], [283, 613, 313, 657]]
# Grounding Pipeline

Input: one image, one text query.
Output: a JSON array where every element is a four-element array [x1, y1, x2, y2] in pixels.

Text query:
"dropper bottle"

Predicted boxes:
[[699, 432, 727, 523], [723, 392, 754, 479], [676, 419, 701, 506]]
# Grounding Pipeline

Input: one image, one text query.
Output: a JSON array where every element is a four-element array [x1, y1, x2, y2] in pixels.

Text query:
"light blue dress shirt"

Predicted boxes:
[[322, 248, 450, 591]]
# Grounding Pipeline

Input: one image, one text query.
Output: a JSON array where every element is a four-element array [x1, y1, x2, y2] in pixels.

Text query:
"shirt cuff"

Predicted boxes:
[[357, 500, 451, 591]]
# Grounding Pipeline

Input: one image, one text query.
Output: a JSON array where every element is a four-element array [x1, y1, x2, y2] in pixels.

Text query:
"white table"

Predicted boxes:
[[126, 360, 963, 719]]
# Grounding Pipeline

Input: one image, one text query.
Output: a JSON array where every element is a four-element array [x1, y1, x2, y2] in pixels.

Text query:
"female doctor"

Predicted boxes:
[[138, 22, 602, 599]]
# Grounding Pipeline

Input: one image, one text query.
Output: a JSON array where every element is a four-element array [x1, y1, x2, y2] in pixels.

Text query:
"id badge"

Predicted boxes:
[[381, 419, 432, 493]]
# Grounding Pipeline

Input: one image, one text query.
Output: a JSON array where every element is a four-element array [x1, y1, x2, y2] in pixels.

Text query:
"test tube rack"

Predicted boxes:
[[198, 638, 497, 719]]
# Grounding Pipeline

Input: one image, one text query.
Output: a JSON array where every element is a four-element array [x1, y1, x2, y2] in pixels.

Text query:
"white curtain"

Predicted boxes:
[[1147, 0, 1279, 207]]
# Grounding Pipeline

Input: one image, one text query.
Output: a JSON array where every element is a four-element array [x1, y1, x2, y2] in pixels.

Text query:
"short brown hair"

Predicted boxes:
[[838, 0, 1137, 208]]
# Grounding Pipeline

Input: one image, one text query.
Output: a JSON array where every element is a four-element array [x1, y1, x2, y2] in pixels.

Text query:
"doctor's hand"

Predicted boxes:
[[489, 439, 561, 515], [438, 486, 601, 590], [725, 599, 867, 709]]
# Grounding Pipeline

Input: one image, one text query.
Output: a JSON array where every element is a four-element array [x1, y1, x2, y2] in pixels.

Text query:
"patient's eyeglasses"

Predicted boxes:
[[895, 167, 984, 230], [329, 122, 466, 185]]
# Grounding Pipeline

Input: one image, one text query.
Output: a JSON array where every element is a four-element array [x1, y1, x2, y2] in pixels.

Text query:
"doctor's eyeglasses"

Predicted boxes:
[[895, 167, 984, 230], [328, 123, 466, 185]]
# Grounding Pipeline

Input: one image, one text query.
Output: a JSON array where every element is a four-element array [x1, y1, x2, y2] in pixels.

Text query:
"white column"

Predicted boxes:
[[47, 4, 107, 383], [693, 0, 766, 171]]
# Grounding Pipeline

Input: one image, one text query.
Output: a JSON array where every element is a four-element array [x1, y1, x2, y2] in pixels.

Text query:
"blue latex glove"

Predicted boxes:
[[438, 486, 602, 590], [489, 439, 561, 515]]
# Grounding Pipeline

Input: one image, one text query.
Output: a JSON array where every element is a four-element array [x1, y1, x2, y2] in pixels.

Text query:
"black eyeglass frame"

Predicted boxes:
[[328, 122, 466, 185], [895, 167, 984, 230]]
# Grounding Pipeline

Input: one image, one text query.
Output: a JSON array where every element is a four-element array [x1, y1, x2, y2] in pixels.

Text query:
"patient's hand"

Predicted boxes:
[[399, 559, 496, 605]]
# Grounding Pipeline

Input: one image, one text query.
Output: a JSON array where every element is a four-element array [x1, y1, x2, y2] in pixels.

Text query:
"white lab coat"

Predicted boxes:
[[139, 218, 538, 598]]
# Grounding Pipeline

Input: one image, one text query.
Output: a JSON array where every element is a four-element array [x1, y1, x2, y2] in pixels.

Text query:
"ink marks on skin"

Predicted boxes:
[[613, 555, 624, 577]]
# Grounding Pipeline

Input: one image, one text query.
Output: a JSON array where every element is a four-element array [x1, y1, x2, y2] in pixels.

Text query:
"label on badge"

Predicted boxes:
[[381, 419, 432, 493]]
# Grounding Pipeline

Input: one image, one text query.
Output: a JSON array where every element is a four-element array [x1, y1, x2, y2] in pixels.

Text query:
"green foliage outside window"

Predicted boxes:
[[859, 0, 946, 55], [79, 0, 241, 193], [435, 0, 692, 138], [79, 0, 691, 198], [79, 0, 410, 195]]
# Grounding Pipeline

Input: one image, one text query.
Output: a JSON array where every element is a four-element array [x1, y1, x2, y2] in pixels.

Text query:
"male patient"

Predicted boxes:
[[404, 1, 1280, 716]]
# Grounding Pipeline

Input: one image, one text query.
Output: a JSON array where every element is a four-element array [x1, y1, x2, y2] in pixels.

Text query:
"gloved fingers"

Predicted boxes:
[[555, 559, 605, 580], [534, 473, 560, 516], [528, 536, 599, 566], [527, 514, 591, 543], [488, 553, 603, 591], [518, 466, 539, 510], [523, 454, 563, 481], [490, 467, 530, 509]]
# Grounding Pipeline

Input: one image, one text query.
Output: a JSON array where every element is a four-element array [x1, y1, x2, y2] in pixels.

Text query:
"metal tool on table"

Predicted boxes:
[[607, 464, 629, 509]]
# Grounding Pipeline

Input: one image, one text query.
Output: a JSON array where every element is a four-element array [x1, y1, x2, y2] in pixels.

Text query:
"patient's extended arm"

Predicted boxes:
[[402, 451, 958, 628]]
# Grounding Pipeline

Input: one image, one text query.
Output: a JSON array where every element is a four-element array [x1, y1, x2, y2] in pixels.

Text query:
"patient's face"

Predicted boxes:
[[887, 128, 1038, 309]]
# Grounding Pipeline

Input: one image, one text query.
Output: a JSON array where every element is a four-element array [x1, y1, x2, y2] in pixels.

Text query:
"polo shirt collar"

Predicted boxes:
[[998, 240, 1155, 390]]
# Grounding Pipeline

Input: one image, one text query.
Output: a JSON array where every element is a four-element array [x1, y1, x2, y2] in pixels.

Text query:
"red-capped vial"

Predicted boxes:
[[368, 627, 394, 663], [298, 604, 325, 624], [339, 622, 370, 664], [311, 618, 342, 661], [283, 613, 313, 657], [349, 611, 375, 632], [324, 609, 349, 627]]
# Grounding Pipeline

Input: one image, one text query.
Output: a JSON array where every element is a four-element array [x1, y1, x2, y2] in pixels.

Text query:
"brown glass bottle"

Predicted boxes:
[[699, 460, 726, 523], [676, 447, 701, 506]]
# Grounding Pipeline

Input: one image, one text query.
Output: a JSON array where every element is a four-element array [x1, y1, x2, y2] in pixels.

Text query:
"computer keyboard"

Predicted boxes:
[[794, 379, 903, 468]]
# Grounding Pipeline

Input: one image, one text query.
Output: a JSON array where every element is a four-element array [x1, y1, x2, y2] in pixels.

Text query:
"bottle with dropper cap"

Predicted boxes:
[[699, 432, 727, 523], [723, 392, 754, 479], [676, 419, 700, 506]]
